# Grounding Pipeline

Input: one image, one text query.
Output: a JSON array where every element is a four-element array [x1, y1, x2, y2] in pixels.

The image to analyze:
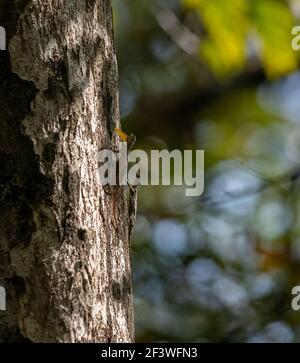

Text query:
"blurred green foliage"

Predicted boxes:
[[112, 0, 300, 342], [183, 0, 298, 78]]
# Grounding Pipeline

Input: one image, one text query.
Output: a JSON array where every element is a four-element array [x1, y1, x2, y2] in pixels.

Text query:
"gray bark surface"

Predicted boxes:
[[0, 0, 134, 342]]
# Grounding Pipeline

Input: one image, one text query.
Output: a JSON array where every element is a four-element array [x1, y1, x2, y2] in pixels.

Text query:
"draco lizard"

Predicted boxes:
[[113, 128, 138, 238]]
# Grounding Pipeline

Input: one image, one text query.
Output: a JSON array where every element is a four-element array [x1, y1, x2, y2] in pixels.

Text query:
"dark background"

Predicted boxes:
[[112, 0, 300, 343]]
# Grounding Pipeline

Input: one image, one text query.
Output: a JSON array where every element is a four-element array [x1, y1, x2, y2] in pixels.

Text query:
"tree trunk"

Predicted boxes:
[[0, 0, 134, 342]]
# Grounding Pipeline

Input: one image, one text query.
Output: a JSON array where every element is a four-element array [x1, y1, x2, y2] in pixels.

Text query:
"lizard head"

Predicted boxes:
[[127, 133, 136, 149]]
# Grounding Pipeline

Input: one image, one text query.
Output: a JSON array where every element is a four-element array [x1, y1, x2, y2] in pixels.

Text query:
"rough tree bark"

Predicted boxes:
[[0, 0, 134, 342]]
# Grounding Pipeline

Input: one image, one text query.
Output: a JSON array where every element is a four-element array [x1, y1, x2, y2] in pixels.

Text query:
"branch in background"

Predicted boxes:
[[201, 164, 300, 209], [152, 3, 200, 55]]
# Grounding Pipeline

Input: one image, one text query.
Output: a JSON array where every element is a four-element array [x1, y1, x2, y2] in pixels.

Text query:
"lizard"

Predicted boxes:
[[113, 128, 138, 238]]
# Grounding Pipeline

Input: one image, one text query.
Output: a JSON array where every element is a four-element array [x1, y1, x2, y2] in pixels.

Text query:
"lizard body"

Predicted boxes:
[[112, 130, 138, 238]]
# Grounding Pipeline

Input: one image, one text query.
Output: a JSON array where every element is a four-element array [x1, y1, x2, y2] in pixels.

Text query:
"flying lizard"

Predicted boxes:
[[113, 128, 138, 238]]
